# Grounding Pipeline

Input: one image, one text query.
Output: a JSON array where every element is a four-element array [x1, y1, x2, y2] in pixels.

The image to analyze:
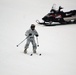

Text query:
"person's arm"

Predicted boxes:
[[35, 30, 39, 37], [25, 30, 29, 36]]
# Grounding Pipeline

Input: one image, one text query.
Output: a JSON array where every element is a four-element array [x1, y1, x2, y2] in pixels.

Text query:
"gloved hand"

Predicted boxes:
[[29, 33, 32, 36], [36, 34, 38, 37]]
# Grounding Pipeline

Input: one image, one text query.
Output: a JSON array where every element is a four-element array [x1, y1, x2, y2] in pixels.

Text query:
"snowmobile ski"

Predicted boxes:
[[23, 52, 41, 56]]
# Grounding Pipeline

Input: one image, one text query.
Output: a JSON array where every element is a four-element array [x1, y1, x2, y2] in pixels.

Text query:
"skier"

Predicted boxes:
[[24, 24, 39, 54]]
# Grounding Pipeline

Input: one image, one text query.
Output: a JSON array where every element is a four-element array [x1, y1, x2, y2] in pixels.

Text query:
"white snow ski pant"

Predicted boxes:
[[24, 37, 37, 53]]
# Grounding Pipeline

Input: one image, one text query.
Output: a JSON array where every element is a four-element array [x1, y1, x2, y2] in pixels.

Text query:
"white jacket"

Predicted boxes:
[[25, 29, 39, 39]]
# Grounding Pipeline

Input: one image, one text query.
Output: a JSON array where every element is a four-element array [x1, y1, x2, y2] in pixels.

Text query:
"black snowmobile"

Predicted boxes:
[[36, 6, 76, 26]]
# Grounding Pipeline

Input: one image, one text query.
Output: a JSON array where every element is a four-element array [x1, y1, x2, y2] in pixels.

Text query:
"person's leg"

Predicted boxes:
[[24, 40, 30, 53], [31, 39, 37, 53]]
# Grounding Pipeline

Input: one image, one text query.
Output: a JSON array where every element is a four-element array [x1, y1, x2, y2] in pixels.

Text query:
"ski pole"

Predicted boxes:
[[36, 37, 39, 47], [16, 37, 27, 47]]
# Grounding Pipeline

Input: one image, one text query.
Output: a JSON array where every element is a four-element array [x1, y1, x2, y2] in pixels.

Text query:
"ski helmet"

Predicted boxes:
[[30, 24, 35, 30]]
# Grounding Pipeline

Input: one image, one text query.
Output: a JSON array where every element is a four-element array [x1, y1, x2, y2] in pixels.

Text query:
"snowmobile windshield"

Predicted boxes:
[[52, 4, 56, 10]]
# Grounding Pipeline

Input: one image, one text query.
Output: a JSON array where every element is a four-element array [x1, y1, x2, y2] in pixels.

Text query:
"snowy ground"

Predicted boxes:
[[0, 0, 76, 75]]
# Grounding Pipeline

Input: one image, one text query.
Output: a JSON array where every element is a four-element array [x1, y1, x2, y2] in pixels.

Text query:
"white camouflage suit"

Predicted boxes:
[[24, 28, 39, 53]]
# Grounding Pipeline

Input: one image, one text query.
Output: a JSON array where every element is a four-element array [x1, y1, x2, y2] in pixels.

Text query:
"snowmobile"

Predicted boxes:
[[36, 6, 76, 26]]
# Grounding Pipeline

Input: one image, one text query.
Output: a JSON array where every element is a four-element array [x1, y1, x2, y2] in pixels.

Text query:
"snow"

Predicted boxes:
[[0, 0, 76, 75]]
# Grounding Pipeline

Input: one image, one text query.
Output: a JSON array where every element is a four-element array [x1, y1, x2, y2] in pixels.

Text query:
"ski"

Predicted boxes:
[[23, 52, 41, 56], [30, 53, 42, 56]]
